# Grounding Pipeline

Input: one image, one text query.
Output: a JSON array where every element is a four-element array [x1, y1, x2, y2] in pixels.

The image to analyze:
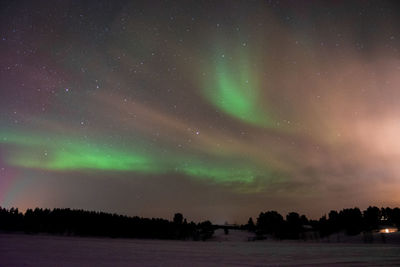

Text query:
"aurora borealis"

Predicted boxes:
[[204, 50, 275, 127], [1, 1, 400, 223]]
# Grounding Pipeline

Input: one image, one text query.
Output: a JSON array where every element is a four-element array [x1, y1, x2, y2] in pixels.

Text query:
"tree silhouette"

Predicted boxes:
[[285, 212, 303, 239], [0, 207, 214, 241], [246, 217, 256, 232], [363, 206, 380, 231], [173, 213, 183, 224], [257, 211, 284, 238], [340, 208, 363, 235]]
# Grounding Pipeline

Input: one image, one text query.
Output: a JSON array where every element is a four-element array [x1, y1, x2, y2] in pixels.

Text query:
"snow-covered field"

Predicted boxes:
[[1, 231, 400, 266]]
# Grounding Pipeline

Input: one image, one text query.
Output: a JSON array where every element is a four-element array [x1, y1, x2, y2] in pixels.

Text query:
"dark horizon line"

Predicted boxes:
[[2, 205, 400, 241], [2, 204, 400, 225]]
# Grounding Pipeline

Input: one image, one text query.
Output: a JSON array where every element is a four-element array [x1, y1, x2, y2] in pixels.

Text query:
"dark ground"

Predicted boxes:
[[1, 231, 400, 266]]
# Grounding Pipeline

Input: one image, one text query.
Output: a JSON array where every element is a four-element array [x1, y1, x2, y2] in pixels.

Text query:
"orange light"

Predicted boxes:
[[379, 228, 397, 234]]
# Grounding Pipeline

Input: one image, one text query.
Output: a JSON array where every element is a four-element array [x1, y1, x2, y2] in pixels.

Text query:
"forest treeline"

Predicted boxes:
[[0, 207, 214, 241], [1, 206, 399, 241], [244, 206, 400, 240]]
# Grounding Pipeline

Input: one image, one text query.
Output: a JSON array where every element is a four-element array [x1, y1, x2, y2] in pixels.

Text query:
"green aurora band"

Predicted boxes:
[[179, 165, 255, 183], [1, 132, 155, 172], [203, 52, 275, 127], [0, 131, 259, 183]]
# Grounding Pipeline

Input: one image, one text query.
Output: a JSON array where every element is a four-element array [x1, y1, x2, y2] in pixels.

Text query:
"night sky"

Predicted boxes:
[[1, 0, 400, 224]]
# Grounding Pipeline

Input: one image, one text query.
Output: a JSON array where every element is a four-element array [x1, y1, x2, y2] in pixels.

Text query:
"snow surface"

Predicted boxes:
[[1, 231, 400, 266]]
